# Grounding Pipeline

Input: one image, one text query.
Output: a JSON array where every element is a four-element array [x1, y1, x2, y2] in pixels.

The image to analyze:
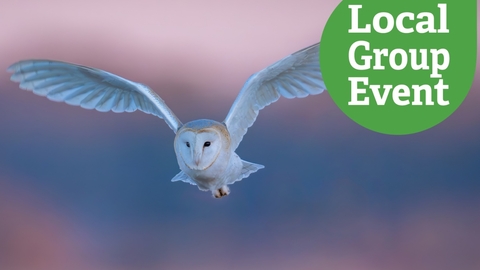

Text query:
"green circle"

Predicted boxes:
[[320, 0, 476, 135]]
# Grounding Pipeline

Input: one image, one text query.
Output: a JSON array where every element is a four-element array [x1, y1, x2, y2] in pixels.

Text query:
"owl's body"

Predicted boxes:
[[8, 43, 326, 198], [173, 119, 263, 198]]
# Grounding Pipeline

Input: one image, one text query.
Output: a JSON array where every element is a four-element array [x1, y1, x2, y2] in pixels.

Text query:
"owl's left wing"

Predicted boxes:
[[7, 60, 182, 132], [223, 43, 326, 151]]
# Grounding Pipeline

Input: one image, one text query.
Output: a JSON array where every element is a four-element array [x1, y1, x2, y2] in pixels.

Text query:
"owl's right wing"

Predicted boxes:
[[8, 60, 182, 132], [223, 43, 326, 151]]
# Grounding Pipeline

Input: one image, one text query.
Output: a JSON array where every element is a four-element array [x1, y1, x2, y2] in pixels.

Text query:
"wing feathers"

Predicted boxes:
[[8, 60, 182, 132], [224, 43, 326, 150]]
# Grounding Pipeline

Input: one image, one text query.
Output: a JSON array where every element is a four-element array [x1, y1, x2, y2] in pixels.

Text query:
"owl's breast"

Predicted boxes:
[[178, 149, 242, 190]]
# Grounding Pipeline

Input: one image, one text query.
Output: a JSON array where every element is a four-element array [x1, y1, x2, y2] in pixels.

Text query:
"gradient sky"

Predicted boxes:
[[1, 1, 479, 270]]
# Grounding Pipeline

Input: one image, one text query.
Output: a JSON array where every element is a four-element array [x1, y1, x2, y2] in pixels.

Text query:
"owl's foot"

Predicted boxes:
[[213, 186, 230, 198]]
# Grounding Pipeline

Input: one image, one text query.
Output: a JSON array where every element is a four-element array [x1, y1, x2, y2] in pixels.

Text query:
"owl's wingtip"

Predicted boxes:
[[6, 64, 16, 73]]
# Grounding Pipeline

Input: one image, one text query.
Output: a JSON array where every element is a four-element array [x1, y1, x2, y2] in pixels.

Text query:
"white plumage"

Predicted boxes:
[[8, 43, 326, 198]]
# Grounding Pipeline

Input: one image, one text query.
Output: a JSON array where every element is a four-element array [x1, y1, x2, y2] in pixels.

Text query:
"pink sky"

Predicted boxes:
[[1, 0, 334, 98], [1, 0, 478, 135], [0, 0, 341, 138]]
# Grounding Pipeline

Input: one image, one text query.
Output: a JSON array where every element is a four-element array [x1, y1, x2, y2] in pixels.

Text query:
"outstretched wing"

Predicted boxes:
[[223, 43, 326, 150], [7, 60, 182, 132]]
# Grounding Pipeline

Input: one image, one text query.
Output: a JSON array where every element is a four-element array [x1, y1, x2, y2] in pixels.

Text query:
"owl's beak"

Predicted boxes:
[[194, 152, 202, 166]]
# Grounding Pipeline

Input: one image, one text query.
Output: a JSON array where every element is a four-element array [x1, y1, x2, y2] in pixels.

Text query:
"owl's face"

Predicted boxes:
[[174, 128, 223, 171]]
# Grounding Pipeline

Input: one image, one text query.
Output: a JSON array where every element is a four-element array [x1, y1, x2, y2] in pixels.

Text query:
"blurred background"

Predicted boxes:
[[0, 1, 478, 269]]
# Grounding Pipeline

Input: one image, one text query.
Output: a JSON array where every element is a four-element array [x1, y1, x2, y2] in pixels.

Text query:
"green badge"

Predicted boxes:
[[320, 0, 477, 135]]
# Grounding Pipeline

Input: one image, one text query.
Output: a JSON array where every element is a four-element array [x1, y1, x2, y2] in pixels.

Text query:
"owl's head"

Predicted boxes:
[[174, 120, 230, 171]]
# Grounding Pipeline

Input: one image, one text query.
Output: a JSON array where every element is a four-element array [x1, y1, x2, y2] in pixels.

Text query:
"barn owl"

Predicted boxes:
[[7, 43, 326, 198]]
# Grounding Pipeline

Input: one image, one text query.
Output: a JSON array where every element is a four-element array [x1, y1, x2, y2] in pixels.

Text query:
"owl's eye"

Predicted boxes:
[[204, 141, 211, 147], [186, 142, 190, 148]]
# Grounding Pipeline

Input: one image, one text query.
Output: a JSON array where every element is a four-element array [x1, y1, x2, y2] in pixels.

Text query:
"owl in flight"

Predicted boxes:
[[8, 43, 326, 198]]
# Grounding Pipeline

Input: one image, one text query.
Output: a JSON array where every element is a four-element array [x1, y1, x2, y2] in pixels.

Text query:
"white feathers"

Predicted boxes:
[[7, 43, 326, 198], [7, 60, 182, 132], [235, 160, 265, 183], [224, 43, 325, 151], [171, 171, 197, 186]]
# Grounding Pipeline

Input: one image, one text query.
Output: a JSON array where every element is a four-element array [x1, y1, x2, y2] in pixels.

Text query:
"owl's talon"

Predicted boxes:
[[213, 186, 230, 198]]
